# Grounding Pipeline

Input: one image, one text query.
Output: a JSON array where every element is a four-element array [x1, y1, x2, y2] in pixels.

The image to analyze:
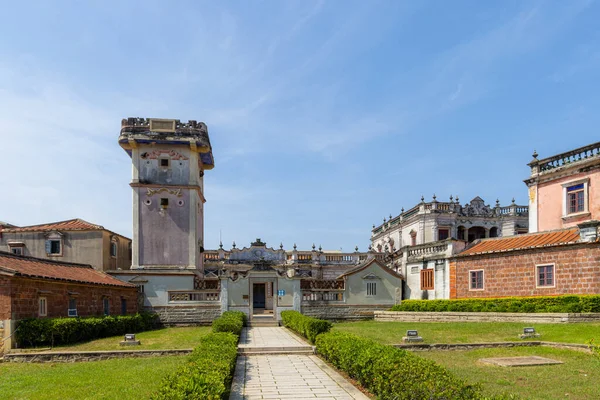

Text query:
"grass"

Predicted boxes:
[[0, 356, 186, 399], [420, 346, 600, 400], [46, 326, 211, 351], [333, 320, 600, 344]]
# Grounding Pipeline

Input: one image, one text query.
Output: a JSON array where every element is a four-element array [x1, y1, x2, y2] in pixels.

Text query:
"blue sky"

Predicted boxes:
[[1, 0, 599, 251]]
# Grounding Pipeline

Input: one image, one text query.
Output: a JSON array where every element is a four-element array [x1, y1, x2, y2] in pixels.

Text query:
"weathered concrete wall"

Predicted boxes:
[[150, 304, 220, 325], [375, 311, 600, 323], [301, 304, 390, 320], [138, 145, 191, 186], [344, 262, 402, 305], [0, 231, 106, 270], [102, 231, 132, 271], [139, 188, 191, 266]]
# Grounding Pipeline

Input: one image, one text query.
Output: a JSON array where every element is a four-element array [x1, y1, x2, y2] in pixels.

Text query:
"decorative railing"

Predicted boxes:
[[301, 279, 345, 290], [537, 142, 600, 173], [374, 254, 386, 262], [169, 291, 220, 302], [302, 292, 344, 302], [408, 243, 449, 258], [498, 205, 528, 216], [324, 255, 354, 262], [194, 278, 220, 291], [204, 252, 219, 260], [297, 254, 312, 262]]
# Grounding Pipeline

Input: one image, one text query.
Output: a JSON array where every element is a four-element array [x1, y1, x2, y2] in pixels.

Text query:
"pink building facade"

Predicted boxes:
[[525, 142, 600, 233]]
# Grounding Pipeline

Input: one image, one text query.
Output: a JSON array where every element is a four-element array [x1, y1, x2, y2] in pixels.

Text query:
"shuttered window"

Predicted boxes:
[[420, 269, 434, 290]]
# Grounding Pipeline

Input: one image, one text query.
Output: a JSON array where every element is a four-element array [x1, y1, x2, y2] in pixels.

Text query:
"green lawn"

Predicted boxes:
[[0, 356, 186, 400], [333, 321, 600, 344], [50, 326, 211, 351], [420, 347, 600, 400]]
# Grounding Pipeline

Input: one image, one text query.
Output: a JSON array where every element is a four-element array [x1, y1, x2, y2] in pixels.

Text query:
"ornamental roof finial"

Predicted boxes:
[[232, 241, 236, 249]]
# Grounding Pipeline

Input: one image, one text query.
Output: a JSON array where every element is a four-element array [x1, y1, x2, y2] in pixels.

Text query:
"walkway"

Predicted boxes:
[[230, 327, 368, 400]]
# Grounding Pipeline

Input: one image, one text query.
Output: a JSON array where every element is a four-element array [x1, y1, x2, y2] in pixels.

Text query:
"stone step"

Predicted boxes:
[[248, 322, 279, 327], [238, 345, 314, 355]]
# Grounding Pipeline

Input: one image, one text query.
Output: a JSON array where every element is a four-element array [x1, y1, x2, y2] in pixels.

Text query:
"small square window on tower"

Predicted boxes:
[[160, 198, 169, 208], [160, 158, 170, 168]]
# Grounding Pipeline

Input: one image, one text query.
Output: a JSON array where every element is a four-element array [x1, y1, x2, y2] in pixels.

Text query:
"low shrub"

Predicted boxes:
[[212, 311, 245, 336], [391, 295, 600, 313], [316, 331, 509, 400], [16, 313, 160, 348], [280, 310, 332, 343], [151, 332, 238, 400]]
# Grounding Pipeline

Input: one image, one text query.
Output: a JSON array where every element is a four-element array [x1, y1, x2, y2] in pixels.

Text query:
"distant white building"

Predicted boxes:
[[371, 196, 529, 300]]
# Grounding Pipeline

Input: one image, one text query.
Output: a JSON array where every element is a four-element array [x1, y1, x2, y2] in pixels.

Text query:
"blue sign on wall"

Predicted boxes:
[[277, 289, 285, 296]]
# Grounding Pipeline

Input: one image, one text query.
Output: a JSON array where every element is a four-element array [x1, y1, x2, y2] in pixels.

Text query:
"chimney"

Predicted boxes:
[[578, 220, 600, 242]]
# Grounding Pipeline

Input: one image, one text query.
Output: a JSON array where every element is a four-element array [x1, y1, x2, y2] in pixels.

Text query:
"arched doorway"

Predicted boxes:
[[489, 227, 499, 238], [468, 226, 486, 242], [457, 226, 466, 241]]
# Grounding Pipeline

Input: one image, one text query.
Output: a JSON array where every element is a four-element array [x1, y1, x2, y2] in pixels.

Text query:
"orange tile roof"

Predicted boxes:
[[457, 228, 581, 257], [1, 218, 104, 232], [0, 251, 135, 288]]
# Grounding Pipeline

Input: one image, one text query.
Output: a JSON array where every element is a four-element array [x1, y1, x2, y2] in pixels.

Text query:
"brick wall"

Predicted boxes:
[[7, 277, 138, 319], [451, 243, 600, 298], [0, 276, 12, 320]]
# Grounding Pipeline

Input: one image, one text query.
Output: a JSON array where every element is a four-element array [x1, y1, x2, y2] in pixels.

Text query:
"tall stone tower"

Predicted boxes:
[[118, 118, 214, 272]]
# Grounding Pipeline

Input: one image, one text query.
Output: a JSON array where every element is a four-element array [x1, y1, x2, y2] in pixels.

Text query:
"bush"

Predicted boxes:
[[317, 331, 509, 399], [16, 313, 160, 348], [280, 310, 332, 343], [391, 295, 600, 313], [212, 311, 245, 336], [152, 332, 238, 400]]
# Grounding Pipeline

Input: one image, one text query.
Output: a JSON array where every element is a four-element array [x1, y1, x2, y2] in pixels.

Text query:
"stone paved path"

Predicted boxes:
[[239, 327, 306, 348], [230, 328, 368, 400]]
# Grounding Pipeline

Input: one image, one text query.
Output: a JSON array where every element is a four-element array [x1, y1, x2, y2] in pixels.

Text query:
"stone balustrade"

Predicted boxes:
[[168, 290, 220, 302], [535, 142, 600, 174]]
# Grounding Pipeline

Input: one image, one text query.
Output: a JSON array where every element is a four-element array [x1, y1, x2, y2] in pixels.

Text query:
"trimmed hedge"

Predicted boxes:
[[151, 332, 238, 400], [391, 295, 600, 313], [16, 313, 160, 348], [317, 331, 495, 400], [281, 310, 331, 343], [212, 311, 246, 336]]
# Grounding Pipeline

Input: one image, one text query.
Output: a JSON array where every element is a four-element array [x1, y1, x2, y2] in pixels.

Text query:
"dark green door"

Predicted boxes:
[[253, 283, 265, 308]]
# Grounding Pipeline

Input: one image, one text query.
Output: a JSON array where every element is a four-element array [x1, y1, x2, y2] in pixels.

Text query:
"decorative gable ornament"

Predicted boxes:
[[362, 273, 380, 280]]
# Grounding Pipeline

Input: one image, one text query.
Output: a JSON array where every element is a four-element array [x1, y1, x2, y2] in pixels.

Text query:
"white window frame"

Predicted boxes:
[[10, 246, 23, 256], [535, 263, 556, 289], [45, 233, 63, 257], [562, 178, 589, 218], [469, 269, 485, 291], [39, 297, 47, 317], [366, 281, 377, 297]]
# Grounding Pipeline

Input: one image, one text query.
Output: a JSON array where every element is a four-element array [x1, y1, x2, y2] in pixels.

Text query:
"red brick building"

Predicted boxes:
[[1, 251, 138, 352], [449, 222, 600, 298]]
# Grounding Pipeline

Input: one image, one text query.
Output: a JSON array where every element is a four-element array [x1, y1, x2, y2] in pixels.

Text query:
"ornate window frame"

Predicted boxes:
[[562, 178, 589, 220]]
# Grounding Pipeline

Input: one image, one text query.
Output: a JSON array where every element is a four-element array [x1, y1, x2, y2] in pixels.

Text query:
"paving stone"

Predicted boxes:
[[230, 352, 368, 400]]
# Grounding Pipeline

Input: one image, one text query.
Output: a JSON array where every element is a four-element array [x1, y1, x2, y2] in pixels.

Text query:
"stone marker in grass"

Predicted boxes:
[[120, 334, 141, 346]]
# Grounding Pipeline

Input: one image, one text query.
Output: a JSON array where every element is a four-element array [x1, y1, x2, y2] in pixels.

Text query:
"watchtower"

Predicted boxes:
[[118, 118, 214, 271]]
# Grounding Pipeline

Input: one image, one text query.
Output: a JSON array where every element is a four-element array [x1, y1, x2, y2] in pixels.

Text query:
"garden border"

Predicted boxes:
[[2, 349, 193, 363], [376, 311, 600, 323]]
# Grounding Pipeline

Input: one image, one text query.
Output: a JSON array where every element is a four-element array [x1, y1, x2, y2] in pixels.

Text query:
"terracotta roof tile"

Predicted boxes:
[[457, 228, 581, 257], [1, 218, 104, 233], [0, 251, 134, 288]]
